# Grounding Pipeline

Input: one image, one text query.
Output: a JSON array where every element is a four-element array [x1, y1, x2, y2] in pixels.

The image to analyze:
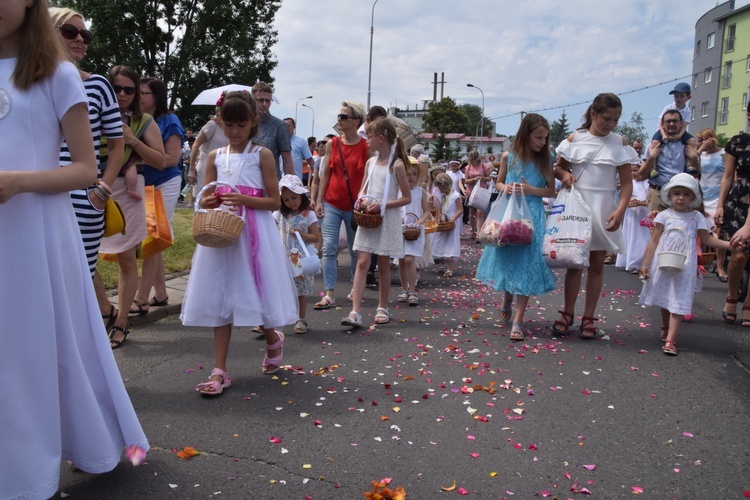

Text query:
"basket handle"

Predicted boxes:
[[294, 230, 311, 258], [403, 212, 419, 224], [194, 181, 240, 214]]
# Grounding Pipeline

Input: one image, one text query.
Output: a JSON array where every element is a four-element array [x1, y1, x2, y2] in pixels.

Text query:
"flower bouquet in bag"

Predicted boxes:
[[497, 186, 534, 246], [478, 196, 505, 246]]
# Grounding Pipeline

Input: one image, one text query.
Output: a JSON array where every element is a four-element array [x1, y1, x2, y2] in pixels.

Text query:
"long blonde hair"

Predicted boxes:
[[14, 0, 64, 90]]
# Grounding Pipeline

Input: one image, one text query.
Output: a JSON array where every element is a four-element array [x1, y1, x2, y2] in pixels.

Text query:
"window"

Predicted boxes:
[[704, 67, 712, 83], [720, 97, 729, 125], [691, 106, 696, 122], [701, 102, 709, 118], [696, 40, 701, 56], [707, 32, 715, 49], [744, 94, 748, 113], [693, 73, 699, 90], [747, 55, 750, 72], [723, 61, 733, 88], [726, 24, 735, 52]]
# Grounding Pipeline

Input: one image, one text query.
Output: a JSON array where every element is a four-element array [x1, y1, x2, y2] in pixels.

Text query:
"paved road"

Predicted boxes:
[[58, 241, 750, 499]]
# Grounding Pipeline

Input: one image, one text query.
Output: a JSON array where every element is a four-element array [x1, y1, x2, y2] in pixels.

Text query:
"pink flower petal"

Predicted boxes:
[[469, 452, 480, 458], [682, 432, 693, 437], [458, 487, 469, 495], [632, 486, 644, 494], [125, 445, 147, 466], [583, 464, 596, 470], [269, 436, 282, 444]]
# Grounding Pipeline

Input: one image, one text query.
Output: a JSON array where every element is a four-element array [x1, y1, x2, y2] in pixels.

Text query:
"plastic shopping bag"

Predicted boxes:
[[478, 185, 534, 246], [542, 186, 592, 269]]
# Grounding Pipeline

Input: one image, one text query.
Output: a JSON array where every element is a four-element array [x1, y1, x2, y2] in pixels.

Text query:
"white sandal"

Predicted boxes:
[[374, 307, 390, 324], [341, 311, 363, 328]]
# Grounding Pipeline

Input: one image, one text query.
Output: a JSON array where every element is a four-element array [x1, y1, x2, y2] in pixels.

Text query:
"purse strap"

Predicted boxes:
[[336, 137, 357, 210]]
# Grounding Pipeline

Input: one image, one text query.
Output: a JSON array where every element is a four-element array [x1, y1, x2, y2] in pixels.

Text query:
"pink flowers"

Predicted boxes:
[[498, 219, 534, 246], [125, 445, 147, 466]]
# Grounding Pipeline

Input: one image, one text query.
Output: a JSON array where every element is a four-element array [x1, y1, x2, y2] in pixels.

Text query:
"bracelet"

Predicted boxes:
[[98, 180, 112, 194], [92, 186, 110, 202]]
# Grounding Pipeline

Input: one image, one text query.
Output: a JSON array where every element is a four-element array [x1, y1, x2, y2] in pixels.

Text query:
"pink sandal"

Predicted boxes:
[[195, 368, 232, 396], [262, 331, 285, 374]]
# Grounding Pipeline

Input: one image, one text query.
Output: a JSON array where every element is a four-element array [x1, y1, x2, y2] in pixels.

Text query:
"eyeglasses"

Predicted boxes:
[[56, 24, 92, 45], [663, 119, 680, 124], [337, 114, 354, 121], [113, 85, 137, 96], [255, 98, 271, 104], [141, 91, 153, 95]]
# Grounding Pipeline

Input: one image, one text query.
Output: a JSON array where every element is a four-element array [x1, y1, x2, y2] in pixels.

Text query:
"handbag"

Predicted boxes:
[[468, 183, 491, 212], [141, 185, 174, 260], [336, 138, 358, 232], [103, 197, 126, 237]]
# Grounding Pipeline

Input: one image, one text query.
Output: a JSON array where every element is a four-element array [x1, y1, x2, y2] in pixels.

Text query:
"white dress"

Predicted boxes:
[[639, 210, 710, 315], [181, 145, 298, 328], [353, 159, 404, 257], [0, 60, 148, 500], [432, 191, 462, 258], [556, 130, 638, 252], [401, 186, 426, 258], [616, 179, 650, 271]]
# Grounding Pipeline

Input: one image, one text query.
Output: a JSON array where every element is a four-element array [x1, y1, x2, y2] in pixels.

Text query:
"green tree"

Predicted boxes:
[[459, 103, 494, 137], [549, 110, 572, 149], [58, 0, 280, 129], [615, 111, 647, 145], [431, 133, 448, 163], [422, 97, 468, 134]]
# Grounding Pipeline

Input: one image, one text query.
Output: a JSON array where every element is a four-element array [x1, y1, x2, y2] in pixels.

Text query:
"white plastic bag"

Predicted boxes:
[[542, 186, 592, 269], [478, 186, 533, 247], [468, 184, 491, 212]]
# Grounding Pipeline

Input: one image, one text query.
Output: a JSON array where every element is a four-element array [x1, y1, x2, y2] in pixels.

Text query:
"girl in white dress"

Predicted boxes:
[[341, 118, 411, 328], [554, 93, 639, 339], [0, 3, 149, 498], [432, 172, 464, 277], [615, 164, 650, 273], [181, 92, 297, 395], [398, 159, 430, 306], [640, 174, 730, 356]]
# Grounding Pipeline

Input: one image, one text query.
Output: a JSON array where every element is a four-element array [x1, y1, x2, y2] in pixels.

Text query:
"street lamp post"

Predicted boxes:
[[295, 95, 313, 125], [301, 103, 315, 137], [466, 83, 484, 154], [367, 0, 379, 110]]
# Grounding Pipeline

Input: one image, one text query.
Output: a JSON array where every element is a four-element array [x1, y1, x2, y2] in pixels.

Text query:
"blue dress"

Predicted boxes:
[[476, 153, 556, 296]]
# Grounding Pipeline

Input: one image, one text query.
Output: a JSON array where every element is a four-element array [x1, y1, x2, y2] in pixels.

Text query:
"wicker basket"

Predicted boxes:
[[698, 251, 715, 266], [657, 227, 689, 272], [353, 195, 383, 228], [192, 181, 245, 248], [402, 212, 422, 241], [436, 214, 455, 232]]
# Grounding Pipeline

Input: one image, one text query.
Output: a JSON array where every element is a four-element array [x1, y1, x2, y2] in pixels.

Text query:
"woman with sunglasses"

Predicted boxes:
[[99, 66, 165, 348], [313, 102, 369, 309], [49, 9, 124, 277], [130, 77, 185, 316]]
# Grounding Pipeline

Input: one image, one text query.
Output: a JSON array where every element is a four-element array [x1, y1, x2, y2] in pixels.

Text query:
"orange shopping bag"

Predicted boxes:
[[140, 185, 173, 260]]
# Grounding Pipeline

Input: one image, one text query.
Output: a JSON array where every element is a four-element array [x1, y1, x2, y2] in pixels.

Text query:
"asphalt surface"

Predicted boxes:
[[57, 239, 750, 499]]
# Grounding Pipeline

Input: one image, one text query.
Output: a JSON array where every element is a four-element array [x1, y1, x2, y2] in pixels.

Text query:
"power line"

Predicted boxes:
[[488, 74, 693, 121]]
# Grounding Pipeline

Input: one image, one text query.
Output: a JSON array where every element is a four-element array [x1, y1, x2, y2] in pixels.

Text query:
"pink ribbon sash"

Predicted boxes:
[[216, 184, 265, 297]]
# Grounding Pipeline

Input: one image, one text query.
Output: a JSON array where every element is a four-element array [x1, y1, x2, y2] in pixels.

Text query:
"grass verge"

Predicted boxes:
[[97, 208, 196, 290]]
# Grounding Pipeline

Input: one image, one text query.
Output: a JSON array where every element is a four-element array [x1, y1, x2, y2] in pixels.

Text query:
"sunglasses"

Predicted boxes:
[[113, 85, 137, 96], [56, 24, 92, 45], [337, 114, 355, 121]]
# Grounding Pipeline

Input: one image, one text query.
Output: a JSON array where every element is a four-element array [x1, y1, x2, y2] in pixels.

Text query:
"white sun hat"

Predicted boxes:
[[660, 172, 702, 208]]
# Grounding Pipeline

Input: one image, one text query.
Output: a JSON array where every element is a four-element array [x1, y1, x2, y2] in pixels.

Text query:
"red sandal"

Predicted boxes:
[[552, 310, 574, 334], [579, 316, 599, 340], [662, 340, 677, 356], [660, 326, 669, 342]]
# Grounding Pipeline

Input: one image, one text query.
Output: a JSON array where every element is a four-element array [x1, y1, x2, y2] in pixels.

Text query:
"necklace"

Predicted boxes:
[[0, 88, 11, 120], [220, 142, 252, 176]]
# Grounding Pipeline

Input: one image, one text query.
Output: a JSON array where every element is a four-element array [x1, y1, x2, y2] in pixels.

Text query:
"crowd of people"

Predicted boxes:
[[3, 2, 750, 498]]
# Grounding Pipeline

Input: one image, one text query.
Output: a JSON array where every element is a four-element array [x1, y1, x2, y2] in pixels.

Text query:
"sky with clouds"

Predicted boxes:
[[267, 0, 747, 141]]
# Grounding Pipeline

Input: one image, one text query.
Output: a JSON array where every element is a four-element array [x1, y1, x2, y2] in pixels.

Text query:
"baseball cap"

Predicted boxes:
[[669, 82, 691, 95]]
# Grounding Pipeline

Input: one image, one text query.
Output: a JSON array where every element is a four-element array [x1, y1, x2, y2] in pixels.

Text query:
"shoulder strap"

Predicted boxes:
[[336, 137, 356, 208]]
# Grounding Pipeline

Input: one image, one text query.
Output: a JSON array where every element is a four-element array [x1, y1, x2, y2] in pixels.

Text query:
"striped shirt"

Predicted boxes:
[[59, 74, 123, 168], [59, 74, 123, 277]]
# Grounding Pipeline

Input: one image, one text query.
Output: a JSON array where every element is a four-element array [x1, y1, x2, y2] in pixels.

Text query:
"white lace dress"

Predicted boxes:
[[353, 159, 404, 257]]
